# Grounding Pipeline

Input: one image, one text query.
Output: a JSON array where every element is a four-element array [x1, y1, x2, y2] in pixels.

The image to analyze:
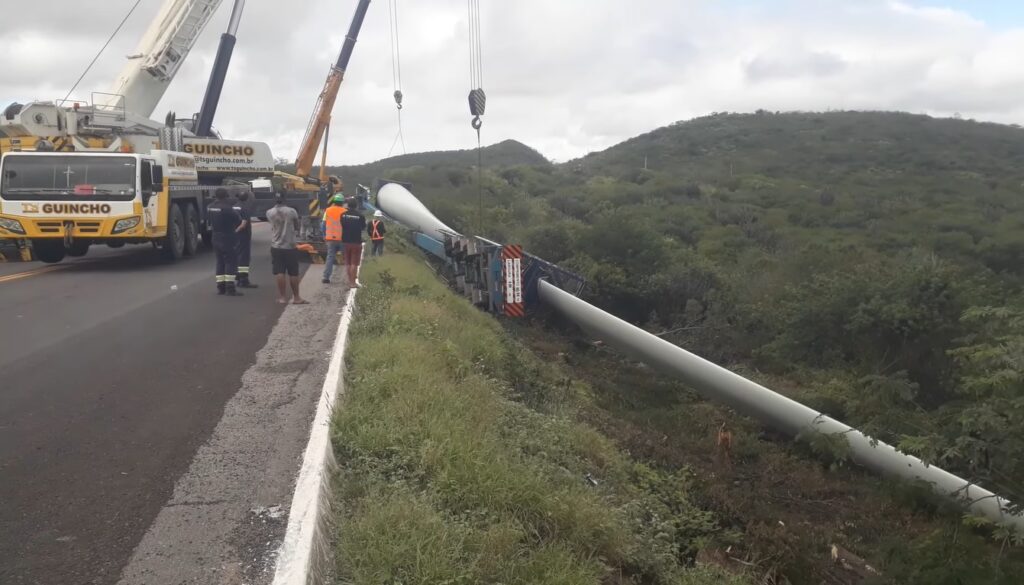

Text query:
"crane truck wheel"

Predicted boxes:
[[160, 204, 186, 261], [65, 242, 90, 257], [183, 204, 200, 257], [33, 240, 66, 264]]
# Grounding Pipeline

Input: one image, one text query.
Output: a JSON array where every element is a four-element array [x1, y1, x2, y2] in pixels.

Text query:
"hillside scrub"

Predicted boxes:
[[332, 111, 1024, 502], [328, 111, 1024, 581], [332, 247, 749, 584]]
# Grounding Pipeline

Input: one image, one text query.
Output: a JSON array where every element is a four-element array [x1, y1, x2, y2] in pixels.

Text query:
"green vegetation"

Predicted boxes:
[[328, 139, 549, 191], [332, 111, 1024, 582], [336, 110, 1024, 495], [333, 247, 748, 584]]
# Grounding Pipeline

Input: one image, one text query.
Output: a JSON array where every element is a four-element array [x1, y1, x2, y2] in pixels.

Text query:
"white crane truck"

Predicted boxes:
[[0, 0, 274, 263]]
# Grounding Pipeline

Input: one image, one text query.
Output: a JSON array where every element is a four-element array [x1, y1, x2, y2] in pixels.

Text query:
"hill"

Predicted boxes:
[[327, 138, 549, 190], [557, 111, 1024, 277], [573, 110, 1024, 183]]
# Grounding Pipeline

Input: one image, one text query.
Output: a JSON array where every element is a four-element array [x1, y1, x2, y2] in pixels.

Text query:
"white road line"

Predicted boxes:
[[272, 277, 360, 584]]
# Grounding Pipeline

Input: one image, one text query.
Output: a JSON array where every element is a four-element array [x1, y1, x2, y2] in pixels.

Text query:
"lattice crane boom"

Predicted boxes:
[[104, 0, 223, 118]]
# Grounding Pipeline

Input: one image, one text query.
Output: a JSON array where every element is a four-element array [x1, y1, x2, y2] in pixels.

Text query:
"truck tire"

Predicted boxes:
[[33, 240, 66, 264], [161, 204, 186, 261], [66, 241, 90, 257], [183, 204, 200, 257]]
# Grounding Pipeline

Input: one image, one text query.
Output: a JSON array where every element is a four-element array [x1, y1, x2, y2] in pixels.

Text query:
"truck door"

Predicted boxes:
[[140, 159, 160, 229]]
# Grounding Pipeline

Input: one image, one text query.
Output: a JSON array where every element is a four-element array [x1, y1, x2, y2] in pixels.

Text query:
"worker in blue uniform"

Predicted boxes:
[[208, 187, 247, 296], [234, 191, 258, 288]]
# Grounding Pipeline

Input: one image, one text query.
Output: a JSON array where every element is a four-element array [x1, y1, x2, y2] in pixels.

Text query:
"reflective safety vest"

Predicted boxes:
[[322, 205, 346, 241], [370, 219, 384, 240]]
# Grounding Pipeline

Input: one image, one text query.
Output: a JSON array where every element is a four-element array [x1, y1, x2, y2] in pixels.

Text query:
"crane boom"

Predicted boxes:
[[105, 0, 223, 118], [294, 0, 371, 178], [194, 0, 246, 136]]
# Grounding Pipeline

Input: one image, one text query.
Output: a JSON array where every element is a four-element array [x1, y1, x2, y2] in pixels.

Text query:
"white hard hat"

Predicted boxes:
[[374, 210, 383, 217]]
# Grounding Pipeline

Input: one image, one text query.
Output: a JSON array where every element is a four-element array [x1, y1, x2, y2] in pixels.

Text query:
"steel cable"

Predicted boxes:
[[63, 0, 144, 105], [387, 0, 406, 155]]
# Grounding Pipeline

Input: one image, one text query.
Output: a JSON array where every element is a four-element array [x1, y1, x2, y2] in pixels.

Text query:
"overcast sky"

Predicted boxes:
[[3, 0, 1024, 165]]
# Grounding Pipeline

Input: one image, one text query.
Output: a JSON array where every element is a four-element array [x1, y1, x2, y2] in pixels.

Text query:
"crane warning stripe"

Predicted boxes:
[[501, 244, 525, 318], [500, 244, 523, 260]]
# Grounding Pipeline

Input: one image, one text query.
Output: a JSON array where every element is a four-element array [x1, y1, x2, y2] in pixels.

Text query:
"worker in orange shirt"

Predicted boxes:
[[321, 194, 347, 284], [368, 210, 387, 256]]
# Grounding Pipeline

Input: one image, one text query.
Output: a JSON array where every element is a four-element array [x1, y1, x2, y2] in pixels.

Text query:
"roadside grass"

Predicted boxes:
[[332, 247, 749, 584]]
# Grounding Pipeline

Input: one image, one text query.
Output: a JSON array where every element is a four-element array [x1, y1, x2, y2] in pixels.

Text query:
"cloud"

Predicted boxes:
[[3, 0, 1024, 165], [746, 49, 848, 82]]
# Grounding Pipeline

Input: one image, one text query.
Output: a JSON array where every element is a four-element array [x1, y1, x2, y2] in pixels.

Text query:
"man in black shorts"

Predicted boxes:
[[265, 194, 307, 304]]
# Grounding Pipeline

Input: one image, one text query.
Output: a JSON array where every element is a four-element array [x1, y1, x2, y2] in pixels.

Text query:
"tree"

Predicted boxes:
[[944, 307, 1024, 500]]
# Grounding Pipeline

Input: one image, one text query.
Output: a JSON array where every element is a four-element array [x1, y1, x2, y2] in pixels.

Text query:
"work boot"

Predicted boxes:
[[238, 276, 258, 289], [226, 284, 243, 296], [217, 283, 226, 295]]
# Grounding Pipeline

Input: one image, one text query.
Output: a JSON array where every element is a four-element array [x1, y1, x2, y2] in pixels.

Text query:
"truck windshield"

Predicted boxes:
[[0, 155, 137, 201]]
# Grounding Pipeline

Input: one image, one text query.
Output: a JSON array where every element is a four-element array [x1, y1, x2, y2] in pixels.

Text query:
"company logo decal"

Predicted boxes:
[[171, 155, 196, 169], [40, 203, 112, 214], [183, 143, 256, 157]]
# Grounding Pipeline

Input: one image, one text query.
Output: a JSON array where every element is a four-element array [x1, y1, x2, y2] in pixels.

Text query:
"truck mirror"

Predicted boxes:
[[152, 165, 164, 186]]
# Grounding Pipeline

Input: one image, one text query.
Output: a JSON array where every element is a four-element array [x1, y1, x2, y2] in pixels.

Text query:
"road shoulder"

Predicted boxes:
[[117, 264, 350, 585]]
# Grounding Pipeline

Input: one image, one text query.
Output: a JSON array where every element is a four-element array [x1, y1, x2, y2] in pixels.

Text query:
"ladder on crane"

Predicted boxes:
[[143, 0, 221, 81]]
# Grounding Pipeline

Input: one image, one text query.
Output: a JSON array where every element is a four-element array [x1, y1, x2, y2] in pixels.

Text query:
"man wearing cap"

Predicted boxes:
[[320, 194, 347, 284], [368, 210, 387, 256]]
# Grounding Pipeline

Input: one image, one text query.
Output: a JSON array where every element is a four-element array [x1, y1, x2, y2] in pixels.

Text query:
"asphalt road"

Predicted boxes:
[[0, 226, 293, 585]]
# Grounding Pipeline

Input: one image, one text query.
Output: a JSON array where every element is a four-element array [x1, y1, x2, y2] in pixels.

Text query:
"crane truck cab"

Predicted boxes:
[[0, 150, 230, 263]]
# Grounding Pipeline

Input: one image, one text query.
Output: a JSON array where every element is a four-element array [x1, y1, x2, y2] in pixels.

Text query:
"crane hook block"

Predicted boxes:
[[393, 90, 403, 110], [468, 88, 486, 117]]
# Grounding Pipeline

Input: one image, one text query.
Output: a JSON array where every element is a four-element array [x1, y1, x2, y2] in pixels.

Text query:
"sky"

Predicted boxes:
[[2, 0, 1024, 165]]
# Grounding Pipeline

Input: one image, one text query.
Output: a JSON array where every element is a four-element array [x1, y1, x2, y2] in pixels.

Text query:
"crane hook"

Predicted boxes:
[[393, 89, 403, 110], [468, 88, 485, 130]]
